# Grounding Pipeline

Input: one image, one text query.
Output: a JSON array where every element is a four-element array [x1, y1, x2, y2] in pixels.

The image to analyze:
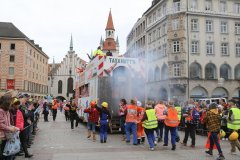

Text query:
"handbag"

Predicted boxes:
[[3, 131, 21, 156]]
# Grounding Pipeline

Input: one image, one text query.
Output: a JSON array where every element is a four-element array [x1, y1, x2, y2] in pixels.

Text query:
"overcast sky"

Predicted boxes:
[[0, 0, 151, 63]]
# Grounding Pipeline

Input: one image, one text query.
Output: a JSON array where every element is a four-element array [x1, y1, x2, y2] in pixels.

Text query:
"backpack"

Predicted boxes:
[[192, 108, 200, 124]]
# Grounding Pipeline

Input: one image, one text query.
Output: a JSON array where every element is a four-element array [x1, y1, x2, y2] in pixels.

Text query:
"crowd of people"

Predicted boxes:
[[0, 92, 42, 160], [77, 98, 240, 160], [1, 91, 240, 160]]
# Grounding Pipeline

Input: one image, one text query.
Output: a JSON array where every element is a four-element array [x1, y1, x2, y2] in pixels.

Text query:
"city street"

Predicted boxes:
[[16, 113, 240, 160]]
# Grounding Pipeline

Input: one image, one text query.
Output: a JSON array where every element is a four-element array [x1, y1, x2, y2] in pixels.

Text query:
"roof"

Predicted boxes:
[[0, 22, 49, 58], [105, 10, 115, 31], [0, 22, 28, 38]]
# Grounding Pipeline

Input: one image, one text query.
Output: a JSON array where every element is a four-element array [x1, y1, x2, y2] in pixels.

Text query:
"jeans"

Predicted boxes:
[[209, 132, 223, 154], [52, 109, 57, 121], [87, 122, 96, 133], [156, 120, 164, 139], [120, 116, 126, 135], [145, 128, 155, 148], [183, 124, 196, 145], [100, 120, 108, 141], [164, 126, 177, 146], [125, 122, 138, 144]]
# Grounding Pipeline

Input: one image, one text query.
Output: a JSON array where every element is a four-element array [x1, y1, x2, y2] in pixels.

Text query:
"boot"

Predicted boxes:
[[141, 137, 145, 144], [93, 133, 96, 142], [157, 137, 162, 143], [137, 139, 141, 144], [87, 130, 91, 139]]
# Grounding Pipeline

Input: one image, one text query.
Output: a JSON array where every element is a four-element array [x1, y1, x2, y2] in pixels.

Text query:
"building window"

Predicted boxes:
[[205, 63, 216, 79], [148, 33, 152, 43], [206, 20, 213, 32], [67, 77, 74, 93], [10, 43, 15, 50], [173, 0, 181, 12], [220, 64, 231, 80], [157, 8, 161, 18], [163, 23, 167, 35], [158, 27, 161, 38], [163, 44, 167, 56], [235, 3, 240, 14], [191, 0, 197, 9], [0, 43, 1, 50], [206, 42, 214, 55], [9, 67, 14, 75], [221, 43, 228, 56], [148, 16, 152, 25], [173, 41, 180, 53], [173, 64, 180, 77], [172, 19, 179, 30], [220, 0, 226, 12], [235, 23, 240, 34], [205, 0, 212, 11], [191, 19, 198, 31], [163, 4, 167, 16], [153, 30, 156, 41], [191, 41, 199, 54], [153, 12, 156, 22], [58, 80, 63, 94], [220, 21, 228, 33], [9, 55, 15, 62], [236, 44, 240, 57]]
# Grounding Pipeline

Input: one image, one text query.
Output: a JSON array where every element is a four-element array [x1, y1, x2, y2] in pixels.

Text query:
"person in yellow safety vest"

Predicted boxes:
[[227, 99, 240, 154], [175, 104, 182, 143], [142, 105, 158, 151], [92, 46, 106, 59]]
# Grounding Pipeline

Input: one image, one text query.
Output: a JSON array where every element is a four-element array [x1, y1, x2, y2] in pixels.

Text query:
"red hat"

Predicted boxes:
[[90, 101, 96, 107]]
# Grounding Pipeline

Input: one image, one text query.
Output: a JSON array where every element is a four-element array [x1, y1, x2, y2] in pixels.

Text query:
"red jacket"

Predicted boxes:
[[84, 107, 99, 123], [15, 109, 24, 131]]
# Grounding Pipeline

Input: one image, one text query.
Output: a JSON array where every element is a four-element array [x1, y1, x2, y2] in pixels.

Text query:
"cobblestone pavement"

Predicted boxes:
[[16, 113, 240, 160]]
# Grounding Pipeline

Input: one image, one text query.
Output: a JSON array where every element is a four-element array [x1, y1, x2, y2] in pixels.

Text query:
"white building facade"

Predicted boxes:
[[126, 0, 240, 102], [48, 36, 86, 100]]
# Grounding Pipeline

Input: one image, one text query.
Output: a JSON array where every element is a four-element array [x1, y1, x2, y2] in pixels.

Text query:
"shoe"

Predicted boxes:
[[216, 155, 225, 160], [154, 141, 157, 146], [150, 148, 154, 151], [25, 154, 33, 158], [126, 140, 130, 143], [100, 140, 103, 143], [133, 143, 138, 145], [176, 137, 180, 143], [171, 145, 176, 151], [163, 144, 168, 146], [190, 145, 195, 148], [137, 139, 141, 144], [104, 139, 107, 143], [205, 150, 213, 156], [141, 137, 145, 144], [222, 138, 225, 141], [16, 152, 24, 156]]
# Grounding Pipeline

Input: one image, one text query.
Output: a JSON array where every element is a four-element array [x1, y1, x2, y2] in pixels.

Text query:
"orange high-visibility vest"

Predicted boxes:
[[126, 105, 138, 123], [164, 107, 179, 127], [52, 103, 59, 110], [155, 104, 166, 120]]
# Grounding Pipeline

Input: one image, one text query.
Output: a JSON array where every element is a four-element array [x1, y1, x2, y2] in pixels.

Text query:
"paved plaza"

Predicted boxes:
[[16, 113, 240, 160]]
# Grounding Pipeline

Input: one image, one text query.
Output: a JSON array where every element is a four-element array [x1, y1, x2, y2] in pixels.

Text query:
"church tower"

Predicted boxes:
[[100, 9, 119, 56]]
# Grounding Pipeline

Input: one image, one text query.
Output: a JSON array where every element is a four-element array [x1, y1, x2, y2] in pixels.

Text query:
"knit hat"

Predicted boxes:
[[209, 102, 217, 110]]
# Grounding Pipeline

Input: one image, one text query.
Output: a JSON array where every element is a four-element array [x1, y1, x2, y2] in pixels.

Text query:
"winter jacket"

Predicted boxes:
[[0, 109, 12, 140]]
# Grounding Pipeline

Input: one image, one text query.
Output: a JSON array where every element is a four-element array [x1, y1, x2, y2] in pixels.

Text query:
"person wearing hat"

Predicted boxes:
[[227, 99, 240, 154], [96, 102, 111, 143], [84, 101, 99, 141], [203, 103, 225, 160]]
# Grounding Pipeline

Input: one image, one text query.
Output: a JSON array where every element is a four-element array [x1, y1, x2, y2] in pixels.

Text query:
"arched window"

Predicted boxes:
[[220, 64, 231, 80], [205, 63, 217, 79], [154, 67, 160, 81], [67, 77, 74, 93], [58, 80, 62, 94], [234, 64, 240, 80], [161, 64, 168, 80], [190, 62, 202, 79]]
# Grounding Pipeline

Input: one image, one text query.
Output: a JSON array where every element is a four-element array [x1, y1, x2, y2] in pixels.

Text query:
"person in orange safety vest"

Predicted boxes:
[[52, 99, 59, 121], [137, 101, 145, 144]]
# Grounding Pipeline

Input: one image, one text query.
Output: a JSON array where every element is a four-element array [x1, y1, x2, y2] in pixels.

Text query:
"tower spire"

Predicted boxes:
[[52, 56, 55, 69], [70, 34, 73, 51], [105, 9, 115, 31]]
